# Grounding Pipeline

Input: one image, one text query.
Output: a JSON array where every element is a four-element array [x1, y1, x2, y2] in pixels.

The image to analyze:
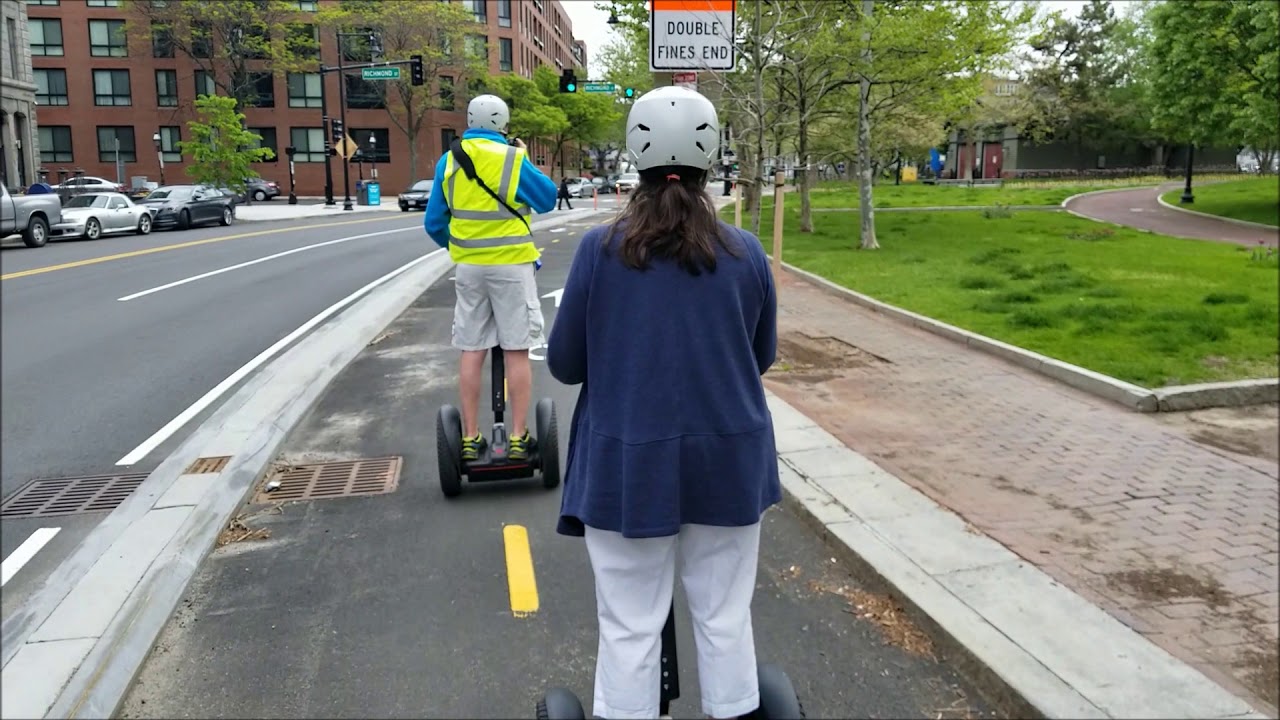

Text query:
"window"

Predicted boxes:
[[151, 22, 173, 57], [295, 0, 317, 10], [93, 69, 132, 106], [155, 69, 178, 106], [246, 127, 278, 163], [241, 24, 271, 59], [290, 127, 326, 163], [30, 19, 64, 56], [192, 22, 212, 58], [158, 126, 182, 162], [6, 19, 18, 77], [442, 128, 458, 154], [25, 0, 60, 5], [89, 20, 127, 57], [499, 38, 513, 72], [286, 23, 318, 58], [245, 72, 274, 107], [466, 35, 488, 62], [497, 0, 511, 28], [97, 126, 137, 162], [350, 128, 390, 163], [287, 72, 322, 108], [439, 76, 454, 111], [341, 27, 374, 62], [344, 75, 385, 110], [35, 69, 69, 106], [38, 126, 73, 163], [195, 70, 216, 97], [465, 0, 487, 23], [87, 0, 120, 6]]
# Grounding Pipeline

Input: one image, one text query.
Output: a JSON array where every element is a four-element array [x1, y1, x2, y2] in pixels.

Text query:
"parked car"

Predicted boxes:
[[615, 172, 640, 193], [136, 185, 236, 230], [1, 184, 61, 248], [244, 178, 281, 202], [565, 177, 596, 198], [398, 180, 432, 211], [592, 176, 618, 194], [50, 192, 152, 239], [53, 176, 126, 194]]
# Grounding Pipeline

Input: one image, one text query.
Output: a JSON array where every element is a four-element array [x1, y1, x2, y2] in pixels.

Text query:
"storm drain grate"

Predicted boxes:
[[253, 457, 402, 504], [185, 456, 231, 474], [1, 473, 149, 519]]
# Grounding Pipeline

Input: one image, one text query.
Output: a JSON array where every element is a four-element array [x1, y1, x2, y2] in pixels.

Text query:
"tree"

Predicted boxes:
[[123, 0, 319, 108], [178, 95, 275, 193], [318, 0, 484, 180], [533, 66, 622, 180], [593, 0, 657, 173], [483, 73, 570, 147]]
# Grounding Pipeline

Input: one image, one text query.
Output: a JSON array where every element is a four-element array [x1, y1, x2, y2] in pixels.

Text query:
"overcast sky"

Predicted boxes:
[[560, 0, 1091, 78]]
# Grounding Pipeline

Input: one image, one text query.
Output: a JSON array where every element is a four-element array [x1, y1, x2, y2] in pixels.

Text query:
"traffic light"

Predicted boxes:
[[623, 87, 635, 99], [285, 146, 297, 158], [559, 68, 577, 93], [409, 54, 424, 86], [330, 118, 344, 145]]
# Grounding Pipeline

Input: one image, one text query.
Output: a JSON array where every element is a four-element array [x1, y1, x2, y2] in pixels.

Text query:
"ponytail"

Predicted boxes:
[[605, 166, 738, 275]]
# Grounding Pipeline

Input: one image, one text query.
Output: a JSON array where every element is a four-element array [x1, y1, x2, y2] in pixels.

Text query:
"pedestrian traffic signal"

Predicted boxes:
[[559, 69, 577, 93], [623, 87, 635, 99], [409, 54, 424, 86], [330, 118, 344, 145]]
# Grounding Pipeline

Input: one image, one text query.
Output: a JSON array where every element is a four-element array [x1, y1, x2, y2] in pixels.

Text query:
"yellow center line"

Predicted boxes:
[[503, 524, 540, 617], [1, 216, 407, 281]]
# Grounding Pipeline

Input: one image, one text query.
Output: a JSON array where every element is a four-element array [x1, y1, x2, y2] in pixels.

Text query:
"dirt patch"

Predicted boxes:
[[1236, 647, 1280, 711], [991, 474, 1036, 496], [1104, 567, 1233, 608], [215, 505, 282, 547], [1155, 403, 1279, 462], [808, 578, 936, 658], [768, 333, 887, 385]]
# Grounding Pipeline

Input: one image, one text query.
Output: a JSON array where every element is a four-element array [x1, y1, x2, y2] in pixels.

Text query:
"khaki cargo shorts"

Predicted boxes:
[[452, 262, 545, 351]]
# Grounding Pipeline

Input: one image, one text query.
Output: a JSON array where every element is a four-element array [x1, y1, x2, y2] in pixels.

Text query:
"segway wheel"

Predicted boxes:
[[436, 404, 464, 498], [744, 663, 806, 720], [536, 688, 585, 720], [535, 397, 560, 490]]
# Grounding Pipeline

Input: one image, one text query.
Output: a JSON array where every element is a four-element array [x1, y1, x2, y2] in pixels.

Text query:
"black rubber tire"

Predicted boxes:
[[535, 397, 560, 490], [253, 189, 267, 201], [536, 688, 585, 720], [744, 664, 805, 720], [22, 215, 48, 247], [437, 404, 464, 498], [136, 213, 152, 235], [178, 209, 191, 230], [84, 217, 102, 240], [219, 206, 234, 226]]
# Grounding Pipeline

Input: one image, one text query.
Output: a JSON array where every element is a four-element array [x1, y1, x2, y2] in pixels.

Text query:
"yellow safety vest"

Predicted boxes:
[[442, 138, 540, 265]]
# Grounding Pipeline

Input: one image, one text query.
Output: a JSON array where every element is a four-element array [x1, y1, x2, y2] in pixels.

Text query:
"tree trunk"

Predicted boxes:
[[857, 0, 878, 250], [798, 100, 813, 233], [748, 0, 766, 236], [408, 129, 419, 182]]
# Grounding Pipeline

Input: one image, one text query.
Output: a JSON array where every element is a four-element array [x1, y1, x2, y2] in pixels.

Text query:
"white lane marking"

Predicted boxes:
[[1, 528, 61, 587], [117, 227, 417, 301], [115, 249, 444, 465], [551, 228, 566, 233], [542, 288, 564, 308], [529, 343, 547, 362]]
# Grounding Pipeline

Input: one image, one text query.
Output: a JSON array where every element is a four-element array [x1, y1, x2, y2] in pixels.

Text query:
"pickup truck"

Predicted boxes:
[[1, 184, 61, 248]]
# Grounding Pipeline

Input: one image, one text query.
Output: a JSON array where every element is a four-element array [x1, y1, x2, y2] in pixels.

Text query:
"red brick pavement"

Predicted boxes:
[[765, 270, 1280, 715], [1065, 184, 1279, 247]]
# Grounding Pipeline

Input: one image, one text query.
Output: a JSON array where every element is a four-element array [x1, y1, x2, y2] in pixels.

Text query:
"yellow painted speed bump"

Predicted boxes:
[[503, 524, 539, 616]]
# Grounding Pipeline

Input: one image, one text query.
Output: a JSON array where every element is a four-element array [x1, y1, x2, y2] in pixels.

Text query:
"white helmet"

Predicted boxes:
[[467, 94, 510, 134], [625, 86, 719, 172]]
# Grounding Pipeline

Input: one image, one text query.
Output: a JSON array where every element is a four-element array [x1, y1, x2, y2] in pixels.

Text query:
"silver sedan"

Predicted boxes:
[[51, 192, 153, 240]]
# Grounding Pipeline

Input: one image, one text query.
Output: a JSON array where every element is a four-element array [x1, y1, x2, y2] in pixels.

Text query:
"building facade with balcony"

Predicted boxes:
[[2, 0, 40, 191], [23, 0, 587, 197]]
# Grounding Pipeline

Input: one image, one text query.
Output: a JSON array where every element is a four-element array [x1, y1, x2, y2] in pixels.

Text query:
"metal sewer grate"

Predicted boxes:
[[185, 456, 231, 474], [1, 473, 149, 519], [253, 457, 402, 504]]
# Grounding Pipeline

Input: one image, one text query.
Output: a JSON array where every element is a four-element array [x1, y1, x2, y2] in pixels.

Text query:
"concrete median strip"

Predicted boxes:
[[766, 391, 1268, 720]]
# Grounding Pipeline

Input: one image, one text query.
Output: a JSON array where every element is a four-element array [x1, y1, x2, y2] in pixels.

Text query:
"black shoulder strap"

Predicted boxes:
[[449, 139, 530, 232]]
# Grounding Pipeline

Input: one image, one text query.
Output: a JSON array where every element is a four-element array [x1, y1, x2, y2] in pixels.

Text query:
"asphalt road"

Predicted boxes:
[[120, 222, 994, 719], [0, 208, 596, 617]]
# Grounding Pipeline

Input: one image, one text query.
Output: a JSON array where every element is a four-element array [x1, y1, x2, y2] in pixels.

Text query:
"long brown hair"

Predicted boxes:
[[605, 166, 739, 275]]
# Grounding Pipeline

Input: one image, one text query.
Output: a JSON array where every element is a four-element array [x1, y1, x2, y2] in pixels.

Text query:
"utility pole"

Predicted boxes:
[[319, 70, 335, 206], [337, 30, 353, 211]]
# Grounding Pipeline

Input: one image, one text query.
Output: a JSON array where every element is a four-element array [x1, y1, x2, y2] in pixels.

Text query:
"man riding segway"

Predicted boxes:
[[424, 94, 558, 467]]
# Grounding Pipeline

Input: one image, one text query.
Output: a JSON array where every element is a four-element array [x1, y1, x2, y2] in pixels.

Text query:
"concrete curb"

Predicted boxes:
[[764, 391, 1269, 720], [779, 262, 1278, 413], [1155, 193, 1280, 231], [1058, 186, 1166, 231], [809, 205, 1064, 213], [0, 250, 455, 720]]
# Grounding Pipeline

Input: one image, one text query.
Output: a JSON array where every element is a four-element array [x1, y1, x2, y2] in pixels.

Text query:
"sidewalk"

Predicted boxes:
[[1064, 184, 1279, 246], [765, 268, 1278, 716], [233, 199, 401, 222]]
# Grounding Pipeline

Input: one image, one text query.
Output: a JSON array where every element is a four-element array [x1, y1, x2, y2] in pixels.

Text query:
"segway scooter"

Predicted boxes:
[[537, 601, 805, 719], [436, 345, 560, 497]]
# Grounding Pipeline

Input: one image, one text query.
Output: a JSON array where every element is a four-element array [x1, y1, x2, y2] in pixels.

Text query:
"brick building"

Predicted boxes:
[[23, 0, 587, 197], [3, 0, 40, 190]]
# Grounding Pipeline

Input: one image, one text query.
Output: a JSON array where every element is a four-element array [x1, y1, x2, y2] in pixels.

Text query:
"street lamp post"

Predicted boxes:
[[1180, 143, 1195, 204], [369, 136, 377, 179], [153, 132, 165, 185], [336, 30, 356, 211]]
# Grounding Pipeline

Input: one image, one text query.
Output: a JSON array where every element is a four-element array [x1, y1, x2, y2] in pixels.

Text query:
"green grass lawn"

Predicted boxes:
[[724, 206, 1279, 387], [1160, 177, 1280, 227]]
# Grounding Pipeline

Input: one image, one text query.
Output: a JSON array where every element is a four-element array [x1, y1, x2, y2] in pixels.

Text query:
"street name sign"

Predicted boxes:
[[650, 0, 736, 72], [362, 67, 401, 81], [583, 82, 616, 93]]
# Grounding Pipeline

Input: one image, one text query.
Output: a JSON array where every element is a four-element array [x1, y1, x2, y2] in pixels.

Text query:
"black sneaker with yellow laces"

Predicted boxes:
[[508, 431, 532, 461], [461, 433, 486, 462]]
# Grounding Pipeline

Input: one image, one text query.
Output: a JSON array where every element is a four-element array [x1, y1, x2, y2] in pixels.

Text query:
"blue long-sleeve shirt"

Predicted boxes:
[[547, 221, 781, 538], [424, 128, 558, 248]]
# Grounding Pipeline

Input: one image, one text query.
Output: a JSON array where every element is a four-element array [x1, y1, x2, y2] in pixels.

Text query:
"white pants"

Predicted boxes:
[[585, 523, 762, 720]]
